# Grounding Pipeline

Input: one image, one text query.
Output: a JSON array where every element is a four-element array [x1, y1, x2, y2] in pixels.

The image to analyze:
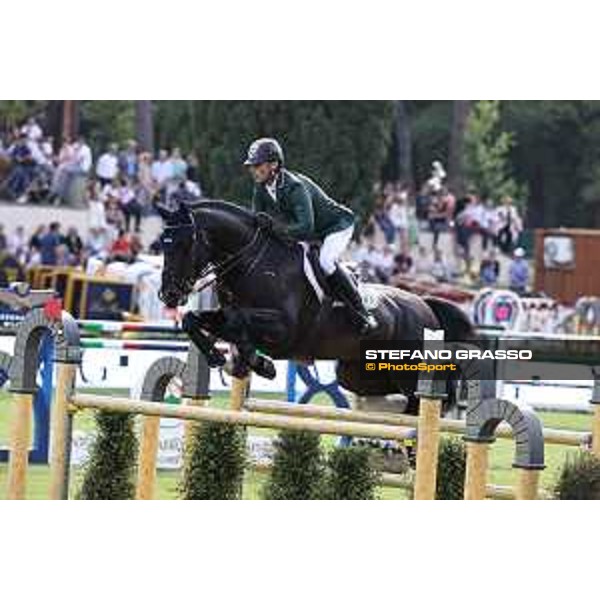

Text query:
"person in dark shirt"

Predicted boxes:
[[39, 222, 62, 266]]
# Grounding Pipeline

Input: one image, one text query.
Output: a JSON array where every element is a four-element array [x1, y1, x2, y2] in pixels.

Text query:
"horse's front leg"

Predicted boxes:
[[182, 310, 228, 367], [219, 308, 277, 380]]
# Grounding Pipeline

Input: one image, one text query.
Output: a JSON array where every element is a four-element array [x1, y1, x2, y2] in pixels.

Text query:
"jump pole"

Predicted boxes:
[[464, 442, 490, 500], [413, 329, 445, 501], [48, 363, 78, 500], [6, 393, 34, 499]]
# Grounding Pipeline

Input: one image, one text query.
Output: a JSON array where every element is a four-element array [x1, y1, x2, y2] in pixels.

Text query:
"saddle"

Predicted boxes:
[[302, 241, 360, 304]]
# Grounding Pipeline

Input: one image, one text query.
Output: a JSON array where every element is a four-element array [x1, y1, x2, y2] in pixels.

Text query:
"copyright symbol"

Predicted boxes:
[[366, 363, 376, 371]]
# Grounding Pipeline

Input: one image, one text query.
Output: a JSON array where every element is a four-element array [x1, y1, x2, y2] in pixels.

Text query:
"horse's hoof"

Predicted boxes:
[[207, 351, 227, 368], [254, 356, 277, 380]]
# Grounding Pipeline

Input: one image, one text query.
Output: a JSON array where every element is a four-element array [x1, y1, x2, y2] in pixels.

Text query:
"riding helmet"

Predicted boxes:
[[244, 138, 284, 166]]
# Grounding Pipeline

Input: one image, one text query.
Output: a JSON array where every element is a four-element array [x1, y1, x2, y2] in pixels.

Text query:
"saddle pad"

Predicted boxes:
[[300, 241, 325, 303]]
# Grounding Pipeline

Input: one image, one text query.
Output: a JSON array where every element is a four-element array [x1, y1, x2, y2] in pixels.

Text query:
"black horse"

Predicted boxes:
[[156, 200, 476, 415]]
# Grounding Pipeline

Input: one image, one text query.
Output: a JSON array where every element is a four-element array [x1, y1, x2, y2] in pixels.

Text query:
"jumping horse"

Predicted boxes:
[[156, 200, 476, 415]]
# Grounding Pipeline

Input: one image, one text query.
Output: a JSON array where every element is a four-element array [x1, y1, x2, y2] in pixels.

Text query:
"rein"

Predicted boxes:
[[189, 212, 270, 294]]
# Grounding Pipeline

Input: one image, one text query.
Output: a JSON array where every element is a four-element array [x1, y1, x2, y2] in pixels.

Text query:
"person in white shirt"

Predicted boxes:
[[74, 137, 93, 174], [151, 150, 173, 202], [96, 144, 119, 187], [21, 117, 43, 142], [8, 226, 28, 264], [387, 195, 409, 253]]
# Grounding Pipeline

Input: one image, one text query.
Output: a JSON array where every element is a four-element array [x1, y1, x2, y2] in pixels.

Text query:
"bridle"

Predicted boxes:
[[160, 209, 271, 302]]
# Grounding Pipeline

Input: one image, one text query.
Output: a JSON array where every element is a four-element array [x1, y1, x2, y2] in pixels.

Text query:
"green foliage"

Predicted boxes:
[[261, 430, 326, 500], [463, 101, 523, 203], [154, 101, 395, 218], [77, 411, 138, 500], [79, 101, 135, 151], [0, 100, 47, 131], [179, 422, 247, 500], [323, 445, 381, 500], [435, 436, 466, 500], [554, 450, 600, 500]]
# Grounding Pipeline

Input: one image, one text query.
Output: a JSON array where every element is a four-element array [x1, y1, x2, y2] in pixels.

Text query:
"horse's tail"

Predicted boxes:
[[423, 296, 478, 416], [423, 296, 476, 342]]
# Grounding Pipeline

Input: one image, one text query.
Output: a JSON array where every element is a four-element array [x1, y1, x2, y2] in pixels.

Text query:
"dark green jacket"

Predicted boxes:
[[252, 169, 355, 241]]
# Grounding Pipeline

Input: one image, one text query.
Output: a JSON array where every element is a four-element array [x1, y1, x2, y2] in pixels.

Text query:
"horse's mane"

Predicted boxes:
[[191, 200, 256, 225]]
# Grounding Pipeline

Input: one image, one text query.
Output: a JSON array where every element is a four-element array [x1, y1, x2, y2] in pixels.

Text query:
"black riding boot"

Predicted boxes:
[[326, 267, 378, 334]]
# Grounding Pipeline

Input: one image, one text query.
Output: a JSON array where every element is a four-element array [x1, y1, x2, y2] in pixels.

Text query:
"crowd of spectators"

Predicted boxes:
[[351, 162, 530, 294], [1, 120, 531, 295]]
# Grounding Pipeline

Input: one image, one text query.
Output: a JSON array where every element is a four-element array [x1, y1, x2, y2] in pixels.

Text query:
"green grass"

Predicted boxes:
[[0, 389, 592, 499]]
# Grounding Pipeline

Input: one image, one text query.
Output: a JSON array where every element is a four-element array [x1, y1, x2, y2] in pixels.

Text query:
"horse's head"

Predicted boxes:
[[156, 202, 209, 308]]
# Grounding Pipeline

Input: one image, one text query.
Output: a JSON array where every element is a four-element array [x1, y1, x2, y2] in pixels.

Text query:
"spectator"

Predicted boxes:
[[496, 195, 523, 255], [481, 198, 498, 251], [151, 149, 173, 200], [118, 140, 138, 182], [86, 227, 110, 258], [372, 196, 395, 245], [110, 230, 133, 261], [0, 224, 7, 251], [21, 117, 43, 142], [428, 191, 449, 249], [388, 194, 409, 253], [64, 227, 83, 263], [29, 225, 46, 252], [51, 138, 76, 204], [87, 180, 107, 230], [39, 222, 62, 265], [431, 247, 451, 283], [105, 192, 126, 233], [118, 178, 142, 233], [479, 249, 500, 286], [509, 247, 529, 294], [137, 152, 155, 208], [7, 132, 35, 201], [8, 226, 28, 264], [96, 143, 119, 187]]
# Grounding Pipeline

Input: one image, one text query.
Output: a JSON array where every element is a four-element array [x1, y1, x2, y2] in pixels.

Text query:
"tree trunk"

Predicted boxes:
[[135, 101, 154, 153], [448, 100, 472, 197], [61, 101, 79, 142], [394, 101, 413, 190]]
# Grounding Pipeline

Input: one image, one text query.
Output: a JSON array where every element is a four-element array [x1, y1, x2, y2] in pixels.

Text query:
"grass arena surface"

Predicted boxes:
[[0, 389, 591, 499]]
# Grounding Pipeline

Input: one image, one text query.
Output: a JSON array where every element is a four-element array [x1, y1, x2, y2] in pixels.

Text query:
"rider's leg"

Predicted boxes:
[[319, 226, 378, 334]]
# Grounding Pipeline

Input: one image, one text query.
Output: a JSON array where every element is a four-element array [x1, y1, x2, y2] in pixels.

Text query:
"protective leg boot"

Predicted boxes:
[[326, 267, 378, 334]]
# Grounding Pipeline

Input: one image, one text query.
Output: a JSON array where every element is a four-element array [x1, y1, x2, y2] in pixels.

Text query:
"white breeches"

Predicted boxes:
[[319, 225, 354, 275]]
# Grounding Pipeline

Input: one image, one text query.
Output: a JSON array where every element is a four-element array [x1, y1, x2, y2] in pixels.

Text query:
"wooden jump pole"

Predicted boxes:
[[413, 328, 445, 500], [48, 363, 78, 500], [230, 376, 250, 411], [6, 393, 34, 499], [71, 393, 413, 442], [516, 470, 540, 500], [244, 398, 586, 447], [593, 404, 600, 458], [464, 442, 490, 500], [135, 416, 161, 500], [413, 396, 442, 500]]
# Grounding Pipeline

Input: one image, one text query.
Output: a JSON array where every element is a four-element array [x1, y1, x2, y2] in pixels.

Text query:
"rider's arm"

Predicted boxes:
[[287, 182, 315, 239], [251, 186, 265, 213]]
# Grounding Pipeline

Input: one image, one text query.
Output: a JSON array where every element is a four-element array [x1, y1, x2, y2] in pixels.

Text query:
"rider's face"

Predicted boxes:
[[248, 162, 278, 184]]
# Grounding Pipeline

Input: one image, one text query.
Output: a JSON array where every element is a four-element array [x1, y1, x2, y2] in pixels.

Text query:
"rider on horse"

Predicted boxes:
[[244, 137, 378, 334]]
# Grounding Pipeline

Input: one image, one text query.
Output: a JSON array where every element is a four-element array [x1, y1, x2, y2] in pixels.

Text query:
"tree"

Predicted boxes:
[[448, 100, 472, 196], [153, 101, 395, 218], [463, 100, 523, 203], [135, 101, 154, 153], [393, 100, 413, 189]]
